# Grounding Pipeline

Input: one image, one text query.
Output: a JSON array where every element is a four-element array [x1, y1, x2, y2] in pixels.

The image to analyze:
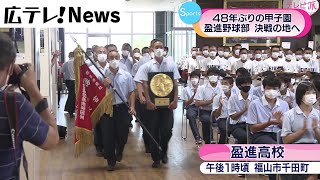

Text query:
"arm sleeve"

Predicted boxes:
[[227, 95, 237, 116], [212, 95, 220, 111], [17, 94, 50, 146], [246, 102, 258, 125], [281, 111, 293, 137]]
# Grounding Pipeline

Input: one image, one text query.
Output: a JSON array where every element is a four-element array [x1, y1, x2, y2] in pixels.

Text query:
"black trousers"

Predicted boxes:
[[217, 118, 228, 144], [138, 102, 151, 150], [65, 80, 75, 114], [94, 120, 103, 151], [148, 108, 174, 162], [199, 110, 214, 144], [100, 104, 130, 165], [229, 122, 249, 144]]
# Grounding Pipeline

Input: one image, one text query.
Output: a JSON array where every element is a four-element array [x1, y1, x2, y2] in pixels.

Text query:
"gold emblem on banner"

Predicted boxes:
[[150, 73, 173, 97]]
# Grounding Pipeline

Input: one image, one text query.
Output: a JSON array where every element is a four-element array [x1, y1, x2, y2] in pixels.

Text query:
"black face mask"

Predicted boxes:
[[240, 86, 251, 93]]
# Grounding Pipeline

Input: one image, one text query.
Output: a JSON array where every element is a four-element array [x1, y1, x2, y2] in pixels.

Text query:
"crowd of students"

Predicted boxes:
[[179, 44, 320, 180]]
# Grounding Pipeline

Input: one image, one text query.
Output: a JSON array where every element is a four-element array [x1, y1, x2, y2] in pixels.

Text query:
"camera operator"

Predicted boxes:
[[0, 33, 59, 179]]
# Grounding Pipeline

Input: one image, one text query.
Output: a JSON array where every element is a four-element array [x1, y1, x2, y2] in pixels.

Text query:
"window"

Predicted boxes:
[[88, 36, 110, 48], [110, 35, 131, 50], [64, 34, 87, 60], [133, 13, 154, 34], [110, 13, 132, 34], [88, 26, 110, 34], [65, 27, 87, 33], [132, 35, 154, 49]]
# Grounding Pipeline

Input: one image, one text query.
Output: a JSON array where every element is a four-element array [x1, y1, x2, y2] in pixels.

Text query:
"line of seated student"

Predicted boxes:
[[181, 67, 320, 180]]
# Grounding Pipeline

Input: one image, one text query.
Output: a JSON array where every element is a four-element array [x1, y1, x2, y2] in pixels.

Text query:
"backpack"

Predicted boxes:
[[4, 91, 29, 180]]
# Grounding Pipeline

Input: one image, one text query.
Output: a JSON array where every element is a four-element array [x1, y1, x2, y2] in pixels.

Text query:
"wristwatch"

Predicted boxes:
[[35, 98, 48, 114]]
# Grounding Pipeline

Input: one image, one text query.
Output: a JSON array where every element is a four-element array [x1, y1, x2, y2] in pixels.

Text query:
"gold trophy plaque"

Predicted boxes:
[[148, 72, 174, 107]]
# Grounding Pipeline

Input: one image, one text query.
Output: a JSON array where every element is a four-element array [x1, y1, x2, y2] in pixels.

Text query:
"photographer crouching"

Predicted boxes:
[[0, 33, 59, 179]]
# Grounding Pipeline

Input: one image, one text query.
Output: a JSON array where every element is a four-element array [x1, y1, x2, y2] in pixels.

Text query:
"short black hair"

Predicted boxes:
[[207, 67, 221, 76], [236, 67, 250, 76], [261, 71, 275, 78], [236, 75, 252, 87], [142, 47, 149, 54], [304, 47, 313, 52], [223, 76, 234, 85], [278, 73, 291, 84], [150, 39, 160, 47], [295, 48, 303, 52], [107, 44, 117, 51], [296, 81, 317, 106], [202, 44, 210, 49], [190, 71, 201, 79], [271, 46, 280, 51], [69, 52, 74, 58], [234, 44, 241, 48], [262, 76, 281, 89], [240, 48, 248, 53], [133, 48, 140, 51], [164, 46, 169, 51], [0, 33, 16, 70]]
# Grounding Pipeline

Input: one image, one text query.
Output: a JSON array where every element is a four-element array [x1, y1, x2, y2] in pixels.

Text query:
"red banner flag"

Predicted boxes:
[[74, 47, 113, 157]]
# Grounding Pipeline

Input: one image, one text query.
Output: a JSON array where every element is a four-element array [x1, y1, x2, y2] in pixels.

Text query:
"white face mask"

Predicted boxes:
[[295, 55, 303, 60], [109, 59, 120, 69], [248, 54, 253, 59], [134, 52, 141, 58], [304, 54, 312, 60], [235, 49, 240, 56], [208, 75, 218, 83], [154, 48, 164, 58], [218, 51, 224, 56], [221, 85, 230, 93], [265, 89, 279, 99], [255, 54, 262, 59], [196, 55, 204, 61], [262, 53, 268, 59], [272, 52, 280, 59], [223, 52, 229, 58], [203, 50, 209, 56], [303, 94, 317, 106], [240, 54, 248, 60], [280, 83, 287, 91], [209, 51, 217, 57], [285, 55, 293, 61], [97, 54, 107, 63], [122, 50, 130, 56], [190, 78, 199, 86], [191, 51, 197, 56]]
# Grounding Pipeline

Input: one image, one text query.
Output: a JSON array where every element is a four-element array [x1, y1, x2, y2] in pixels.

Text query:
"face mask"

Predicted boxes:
[[190, 78, 199, 86], [109, 59, 119, 69], [304, 54, 312, 60], [97, 54, 107, 62], [218, 51, 224, 56], [296, 55, 303, 60], [285, 55, 293, 61], [255, 54, 262, 59], [203, 50, 209, 56], [235, 49, 240, 56], [265, 89, 279, 99], [262, 54, 268, 59], [134, 53, 141, 58], [223, 52, 230, 57], [279, 51, 283, 56], [248, 54, 253, 59], [221, 85, 230, 93], [150, 52, 155, 59], [272, 52, 280, 59], [303, 94, 317, 106], [196, 55, 204, 61], [122, 50, 129, 56], [240, 85, 251, 93], [154, 48, 164, 58], [317, 52, 320, 57], [192, 51, 197, 56], [209, 51, 217, 57], [280, 83, 287, 91], [240, 54, 248, 60], [208, 75, 218, 83]]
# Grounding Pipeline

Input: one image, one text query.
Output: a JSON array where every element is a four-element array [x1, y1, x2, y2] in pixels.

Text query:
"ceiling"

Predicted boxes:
[[123, 0, 188, 11]]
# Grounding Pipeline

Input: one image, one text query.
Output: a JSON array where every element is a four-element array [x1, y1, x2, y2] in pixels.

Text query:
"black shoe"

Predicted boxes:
[[145, 147, 151, 153], [116, 153, 123, 162], [152, 161, 160, 168], [107, 164, 115, 171], [69, 113, 74, 118], [161, 155, 168, 164], [196, 137, 202, 144], [96, 150, 103, 157]]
